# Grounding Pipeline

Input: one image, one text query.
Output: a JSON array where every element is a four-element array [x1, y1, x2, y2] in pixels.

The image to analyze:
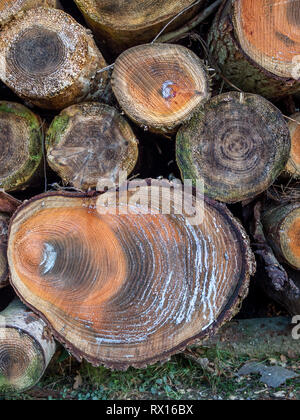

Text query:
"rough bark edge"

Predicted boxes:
[[0, 192, 21, 288], [0, 191, 21, 216], [0, 103, 44, 192], [250, 201, 300, 316], [8, 182, 255, 370], [208, 0, 300, 99]]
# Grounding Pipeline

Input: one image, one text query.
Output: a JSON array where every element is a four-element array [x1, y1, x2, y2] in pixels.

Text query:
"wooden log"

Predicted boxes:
[[7, 181, 255, 369], [208, 0, 300, 99], [0, 213, 9, 289], [0, 101, 43, 192], [46, 103, 139, 191], [0, 0, 61, 27], [251, 201, 300, 316], [0, 192, 21, 289], [0, 7, 108, 110], [262, 202, 300, 271], [0, 191, 21, 216], [74, 0, 205, 54], [112, 43, 211, 135], [285, 113, 300, 178], [0, 299, 56, 394], [176, 92, 291, 203]]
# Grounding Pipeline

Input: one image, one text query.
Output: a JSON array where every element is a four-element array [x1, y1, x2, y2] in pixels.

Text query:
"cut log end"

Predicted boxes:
[[286, 113, 300, 178], [0, 300, 56, 394], [234, 0, 300, 79], [209, 0, 300, 98], [0, 213, 9, 289], [176, 92, 291, 203], [0, 101, 43, 192], [262, 202, 300, 270], [46, 103, 139, 191], [0, 0, 61, 26], [0, 7, 108, 110], [75, 0, 199, 31], [112, 43, 211, 134], [74, 0, 204, 53], [283, 211, 300, 269], [8, 184, 255, 369]]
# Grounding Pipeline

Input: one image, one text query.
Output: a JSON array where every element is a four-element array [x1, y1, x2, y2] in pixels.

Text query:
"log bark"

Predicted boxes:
[[176, 92, 291, 203], [208, 0, 300, 99], [0, 101, 43, 192], [0, 213, 9, 289], [0, 192, 21, 289], [7, 181, 255, 369], [112, 43, 211, 134], [285, 113, 300, 178], [0, 7, 108, 110], [0, 0, 61, 26], [0, 299, 56, 394], [46, 103, 139, 191], [74, 0, 205, 55], [262, 202, 300, 271], [251, 201, 300, 316], [0, 191, 21, 216]]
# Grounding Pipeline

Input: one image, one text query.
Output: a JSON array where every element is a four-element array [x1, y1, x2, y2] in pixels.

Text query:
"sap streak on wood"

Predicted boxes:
[[8, 182, 255, 369], [0, 299, 56, 394]]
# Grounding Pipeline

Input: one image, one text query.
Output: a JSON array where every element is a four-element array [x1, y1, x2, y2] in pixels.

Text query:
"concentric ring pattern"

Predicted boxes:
[[8, 188, 254, 368]]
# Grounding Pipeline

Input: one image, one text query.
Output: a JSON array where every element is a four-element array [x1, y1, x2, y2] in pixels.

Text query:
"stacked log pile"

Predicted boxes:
[[0, 0, 299, 394]]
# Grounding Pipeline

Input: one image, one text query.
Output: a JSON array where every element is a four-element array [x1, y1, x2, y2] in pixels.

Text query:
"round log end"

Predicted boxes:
[[0, 300, 56, 394], [286, 113, 300, 178], [8, 184, 255, 369], [176, 92, 291, 203], [0, 101, 43, 192], [234, 0, 300, 79], [278, 205, 300, 270], [46, 103, 139, 190], [262, 202, 300, 270], [0, 7, 108, 110], [0, 327, 45, 393], [0, 0, 61, 26], [112, 43, 211, 134]]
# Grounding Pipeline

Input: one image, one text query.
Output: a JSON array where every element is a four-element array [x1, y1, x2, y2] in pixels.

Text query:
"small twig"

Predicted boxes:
[[283, 115, 300, 125], [97, 63, 115, 73], [151, 0, 204, 43], [40, 120, 48, 193], [155, 0, 222, 43]]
